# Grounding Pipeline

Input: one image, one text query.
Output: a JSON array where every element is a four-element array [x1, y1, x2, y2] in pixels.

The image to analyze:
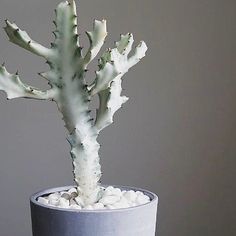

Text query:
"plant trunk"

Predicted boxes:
[[69, 129, 101, 205]]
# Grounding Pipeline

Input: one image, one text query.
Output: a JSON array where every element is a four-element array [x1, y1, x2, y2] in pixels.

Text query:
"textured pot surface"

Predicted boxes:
[[30, 185, 158, 236]]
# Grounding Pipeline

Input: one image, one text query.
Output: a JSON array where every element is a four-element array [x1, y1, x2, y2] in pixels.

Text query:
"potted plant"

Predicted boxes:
[[0, 0, 158, 235]]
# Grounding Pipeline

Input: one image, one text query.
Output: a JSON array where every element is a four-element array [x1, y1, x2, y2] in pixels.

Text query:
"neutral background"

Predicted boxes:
[[0, 0, 235, 235]]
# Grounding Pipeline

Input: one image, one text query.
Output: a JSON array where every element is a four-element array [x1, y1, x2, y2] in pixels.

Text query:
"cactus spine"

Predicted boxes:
[[0, 0, 147, 205]]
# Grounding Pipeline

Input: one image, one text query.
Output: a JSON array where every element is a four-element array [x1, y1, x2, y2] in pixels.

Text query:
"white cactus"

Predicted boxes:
[[0, 0, 147, 205]]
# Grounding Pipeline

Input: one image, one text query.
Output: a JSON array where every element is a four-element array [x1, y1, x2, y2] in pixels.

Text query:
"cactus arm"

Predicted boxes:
[[83, 20, 107, 67], [128, 41, 148, 68], [89, 34, 147, 96], [92, 33, 148, 132], [0, 65, 55, 100], [89, 60, 120, 96], [4, 20, 54, 59], [95, 78, 129, 132]]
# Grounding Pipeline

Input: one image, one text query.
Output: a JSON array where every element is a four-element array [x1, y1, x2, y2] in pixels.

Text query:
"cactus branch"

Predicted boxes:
[[95, 78, 129, 132], [4, 20, 54, 60], [83, 20, 107, 67], [92, 33, 148, 132], [0, 65, 55, 100]]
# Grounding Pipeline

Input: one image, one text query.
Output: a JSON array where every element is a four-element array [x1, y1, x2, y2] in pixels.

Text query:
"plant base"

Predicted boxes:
[[30, 185, 158, 236]]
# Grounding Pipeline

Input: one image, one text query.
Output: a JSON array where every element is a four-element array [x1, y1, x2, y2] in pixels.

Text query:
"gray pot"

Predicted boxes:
[[30, 185, 158, 236]]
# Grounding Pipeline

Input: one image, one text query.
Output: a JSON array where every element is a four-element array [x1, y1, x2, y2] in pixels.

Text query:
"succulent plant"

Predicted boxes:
[[0, 0, 147, 205]]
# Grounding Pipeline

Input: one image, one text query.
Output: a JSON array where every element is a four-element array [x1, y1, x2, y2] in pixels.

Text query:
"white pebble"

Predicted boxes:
[[118, 197, 129, 205], [123, 190, 137, 202], [112, 188, 122, 197], [136, 191, 144, 196], [93, 203, 105, 210], [113, 197, 130, 209], [48, 198, 59, 206], [99, 195, 120, 205], [104, 186, 114, 196], [48, 193, 60, 201], [136, 195, 150, 205], [38, 197, 49, 205], [106, 205, 116, 209], [58, 198, 70, 208], [105, 186, 114, 191]]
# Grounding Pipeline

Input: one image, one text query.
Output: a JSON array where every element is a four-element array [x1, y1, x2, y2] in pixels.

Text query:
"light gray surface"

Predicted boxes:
[[0, 0, 235, 235]]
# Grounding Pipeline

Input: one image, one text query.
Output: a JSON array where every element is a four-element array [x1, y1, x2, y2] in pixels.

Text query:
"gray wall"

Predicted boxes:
[[0, 0, 235, 235]]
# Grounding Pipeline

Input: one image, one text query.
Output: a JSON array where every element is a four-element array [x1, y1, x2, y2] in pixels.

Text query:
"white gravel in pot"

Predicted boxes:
[[37, 186, 151, 210]]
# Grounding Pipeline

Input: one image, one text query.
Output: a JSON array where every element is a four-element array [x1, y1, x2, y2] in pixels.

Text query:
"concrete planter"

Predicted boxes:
[[30, 185, 158, 236]]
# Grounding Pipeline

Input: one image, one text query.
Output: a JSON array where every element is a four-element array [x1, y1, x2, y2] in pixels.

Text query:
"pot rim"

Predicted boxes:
[[30, 185, 158, 213]]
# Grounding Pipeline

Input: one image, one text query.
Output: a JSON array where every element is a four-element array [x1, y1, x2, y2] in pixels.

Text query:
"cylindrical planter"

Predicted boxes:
[[30, 185, 158, 236]]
